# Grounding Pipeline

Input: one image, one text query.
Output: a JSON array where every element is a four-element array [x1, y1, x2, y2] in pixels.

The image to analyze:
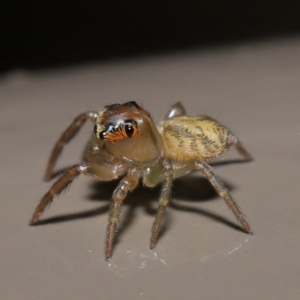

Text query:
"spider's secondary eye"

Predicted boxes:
[[94, 124, 104, 139], [124, 120, 138, 138], [97, 123, 114, 140]]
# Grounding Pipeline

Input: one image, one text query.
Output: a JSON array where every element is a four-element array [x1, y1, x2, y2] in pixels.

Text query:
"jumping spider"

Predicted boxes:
[[30, 101, 253, 260]]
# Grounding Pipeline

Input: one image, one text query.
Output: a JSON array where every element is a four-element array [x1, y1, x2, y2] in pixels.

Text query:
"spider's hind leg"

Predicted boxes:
[[164, 102, 186, 119], [195, 161, 252, 234], [200, 115, 253, 162], [233, 140, 253, 161]]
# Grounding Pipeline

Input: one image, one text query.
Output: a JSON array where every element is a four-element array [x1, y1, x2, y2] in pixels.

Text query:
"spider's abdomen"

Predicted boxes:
[[161, 116, 233, 162]]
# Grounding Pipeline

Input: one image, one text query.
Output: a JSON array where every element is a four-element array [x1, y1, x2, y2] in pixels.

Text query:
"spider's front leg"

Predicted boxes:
[[106, 169, 140, 260], [150, 159, 173, 249], [31, 159, 127, 225], [44, 111, 98, 181], [30, 164, 85, 224], [195, 161, 252, 234]]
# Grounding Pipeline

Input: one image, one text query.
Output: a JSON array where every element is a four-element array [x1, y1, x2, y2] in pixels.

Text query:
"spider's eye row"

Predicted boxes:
[[97, 119, 138, 142]]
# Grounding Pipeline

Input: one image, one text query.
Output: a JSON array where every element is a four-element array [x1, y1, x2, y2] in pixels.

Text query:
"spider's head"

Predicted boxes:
[[94, 101, 143, 142], [94, 101, 164, 164]]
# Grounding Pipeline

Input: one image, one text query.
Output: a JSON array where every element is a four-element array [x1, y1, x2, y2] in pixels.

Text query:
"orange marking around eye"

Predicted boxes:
[[103, 130, 127, 142], [103, 123, 139, 142], [131, 125, 139, 138]]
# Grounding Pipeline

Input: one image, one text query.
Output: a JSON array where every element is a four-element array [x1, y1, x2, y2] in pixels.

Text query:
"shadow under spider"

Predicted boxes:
[[36, 158, 249, 242], [47, 158, 248, 181]]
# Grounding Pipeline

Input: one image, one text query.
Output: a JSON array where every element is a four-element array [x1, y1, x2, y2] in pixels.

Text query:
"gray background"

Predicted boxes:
[[1, 36, 300, 299]]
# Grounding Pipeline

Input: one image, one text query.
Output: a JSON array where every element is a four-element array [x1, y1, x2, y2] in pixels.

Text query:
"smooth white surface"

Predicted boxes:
[[1, 37, 300, 299]]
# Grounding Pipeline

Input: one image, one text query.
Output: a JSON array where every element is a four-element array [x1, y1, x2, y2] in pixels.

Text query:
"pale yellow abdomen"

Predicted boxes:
[[160, 116, 232, 162]]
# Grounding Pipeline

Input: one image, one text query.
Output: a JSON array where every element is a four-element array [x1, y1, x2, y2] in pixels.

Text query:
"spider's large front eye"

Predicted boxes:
[[124, 120, 138, 138], [97, 120, 138, 142]]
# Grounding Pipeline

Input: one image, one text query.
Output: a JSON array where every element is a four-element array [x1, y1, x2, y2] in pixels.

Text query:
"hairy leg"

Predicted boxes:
[[150, 159, 173, 249], [31, 161, 125, 225], [31, 164, 85, 224], [106, 169, 140, 260], [44, 111, 98, 181], [195, 161, 252, 234], [234, 140, 253, 161]]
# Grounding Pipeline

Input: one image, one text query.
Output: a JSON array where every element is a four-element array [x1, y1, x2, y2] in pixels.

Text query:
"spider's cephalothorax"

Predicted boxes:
[[93, 101, 164, 165], [31, 101, 253, 260]]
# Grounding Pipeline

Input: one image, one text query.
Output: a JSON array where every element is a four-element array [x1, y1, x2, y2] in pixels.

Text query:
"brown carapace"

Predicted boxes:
[[30, 101, 253, 260]]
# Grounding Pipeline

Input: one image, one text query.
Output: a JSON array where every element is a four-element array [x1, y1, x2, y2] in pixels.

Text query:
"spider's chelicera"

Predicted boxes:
[[30, 101, 253, 260]]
